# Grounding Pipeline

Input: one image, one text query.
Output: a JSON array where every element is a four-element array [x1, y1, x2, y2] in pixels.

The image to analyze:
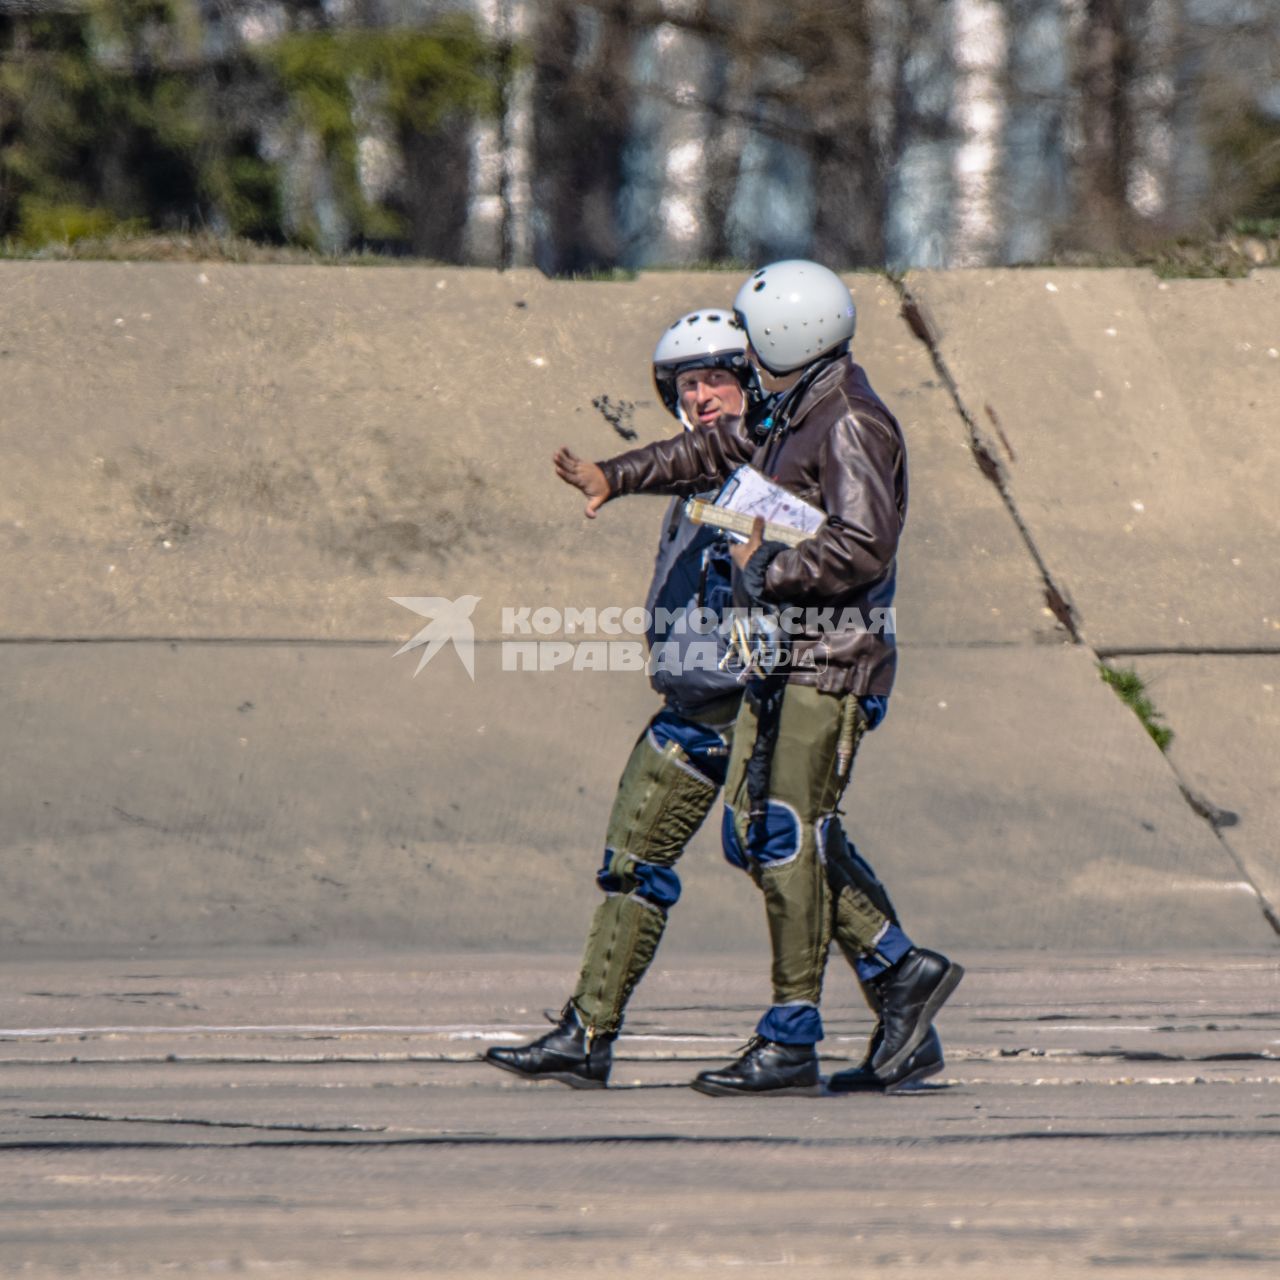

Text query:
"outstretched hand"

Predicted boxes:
[[553, 446, 611, 519], [730, 516, 765, 570]]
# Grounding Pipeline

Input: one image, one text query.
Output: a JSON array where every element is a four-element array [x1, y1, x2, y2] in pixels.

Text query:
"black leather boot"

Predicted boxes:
[[868, 948, 963, 1079], [691, 1036, 822, 1097], [827, 1024, 944, 1094], [484, 1003, 614, 1089]]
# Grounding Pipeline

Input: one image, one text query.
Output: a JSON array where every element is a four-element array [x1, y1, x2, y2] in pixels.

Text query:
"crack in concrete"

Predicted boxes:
[[1101, 646, 1280, 658], [0, 637, 398, 646], [890, 275, 1280, 943], [894, 281, 1082, 644], [1162, 751, 1279, 935], [0, 636, 536, 648], [8, 1026, 1276, 1069], [981, 1011, 1280, 1025], [111, 807, 171, 832], [3, 1127, 1278, 1152], [31, 1112, 385, 1133], [993, 1048, 1279, 1063], [1178, 786, 1241, 831]]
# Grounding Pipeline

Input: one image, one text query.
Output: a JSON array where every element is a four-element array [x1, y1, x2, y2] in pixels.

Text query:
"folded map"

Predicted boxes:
[[684, 465, 826, 545]]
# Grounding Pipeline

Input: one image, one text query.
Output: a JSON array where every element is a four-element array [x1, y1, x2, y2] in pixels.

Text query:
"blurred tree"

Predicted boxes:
[[1, 2, 507, 253], [529, 0, 636, 275], [3, 0, 1280, 266], [264, 17, 503, 251], [0, 0, 282, 243], [1195, 2, 1280, 230], [760, 0, 883, 266], [1070, 0, 1138, 251], [999, 0, 1068, 263]]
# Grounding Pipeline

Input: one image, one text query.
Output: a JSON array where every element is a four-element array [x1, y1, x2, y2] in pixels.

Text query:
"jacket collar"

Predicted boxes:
[[771, 349, 852, 437]]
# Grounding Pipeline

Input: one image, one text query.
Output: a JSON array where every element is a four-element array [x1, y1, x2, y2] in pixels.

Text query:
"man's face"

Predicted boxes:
[[675, 366, 746, 428]]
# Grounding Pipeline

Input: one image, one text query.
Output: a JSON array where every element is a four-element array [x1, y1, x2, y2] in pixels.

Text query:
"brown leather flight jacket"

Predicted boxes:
[[598, 353, 907, 697]]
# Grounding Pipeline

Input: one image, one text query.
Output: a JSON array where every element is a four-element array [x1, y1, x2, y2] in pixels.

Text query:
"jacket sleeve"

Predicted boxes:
[[763, 397, 904, 604], [597, 414, 756, 500]]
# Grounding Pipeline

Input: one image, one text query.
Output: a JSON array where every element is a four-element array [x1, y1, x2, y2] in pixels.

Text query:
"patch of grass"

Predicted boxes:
[[262, 19, 505, 247], [642, 260, 751, 273], [1043, 224, 1278, 279], [0, 230, 425, 265], [1099, 664, 1173, 752], [1231, 216, 1280, 240], [5, 230, 1273, 278], [568, 267, 640, 282], [14, 198, 146, 247]]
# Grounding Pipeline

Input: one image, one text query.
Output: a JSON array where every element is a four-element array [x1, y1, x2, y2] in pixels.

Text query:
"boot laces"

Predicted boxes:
[[731, 1034, 769, 1061]]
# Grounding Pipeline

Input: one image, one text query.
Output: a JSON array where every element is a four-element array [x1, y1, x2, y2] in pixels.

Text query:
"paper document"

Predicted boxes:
[[683, 500, 813, 547], [709, 465, 826, 541]]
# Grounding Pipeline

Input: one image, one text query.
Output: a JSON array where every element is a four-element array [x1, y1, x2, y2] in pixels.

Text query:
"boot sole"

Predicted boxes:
[[824, 1077, 879, 1095], [825, 1057, 944, 1096], [873, 962, 965, 1081], [689, 1079, 823, 1098], [883, 1057, 944, 1094], [484, 1055, 608, 1090]]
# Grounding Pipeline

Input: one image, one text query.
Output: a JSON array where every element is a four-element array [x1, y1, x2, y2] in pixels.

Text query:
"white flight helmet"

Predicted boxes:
[[652, 309, 759, 428], [732, 260, 856, 376]]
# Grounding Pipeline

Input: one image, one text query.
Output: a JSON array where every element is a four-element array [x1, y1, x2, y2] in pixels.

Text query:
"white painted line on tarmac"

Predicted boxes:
[[0, 1024, 752, 1044], [1167, 880, 1259, 896], [0, 1024, 775, 1044], [616, 1034, 755, 1043], [1022, 1025, 1156, 1033], [0, 1023, 547, 1039]]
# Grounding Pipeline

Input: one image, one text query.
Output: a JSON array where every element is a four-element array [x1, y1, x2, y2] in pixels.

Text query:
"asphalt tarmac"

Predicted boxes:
[[2, 947, 1277, 1277]]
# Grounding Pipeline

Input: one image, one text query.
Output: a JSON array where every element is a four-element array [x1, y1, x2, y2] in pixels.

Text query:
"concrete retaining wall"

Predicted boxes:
[[1, 263, 1274, 953]]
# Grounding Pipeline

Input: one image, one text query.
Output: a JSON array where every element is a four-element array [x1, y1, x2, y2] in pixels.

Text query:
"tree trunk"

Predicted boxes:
[[698, 0, 757, 265], [398, 115, 473, 261], [1072, 0, 1136, 250], [884, 0, 956, 267], [530, 0, 636, 275], [808, 3, 882, 268], [1001, 0, 1069, 262]]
